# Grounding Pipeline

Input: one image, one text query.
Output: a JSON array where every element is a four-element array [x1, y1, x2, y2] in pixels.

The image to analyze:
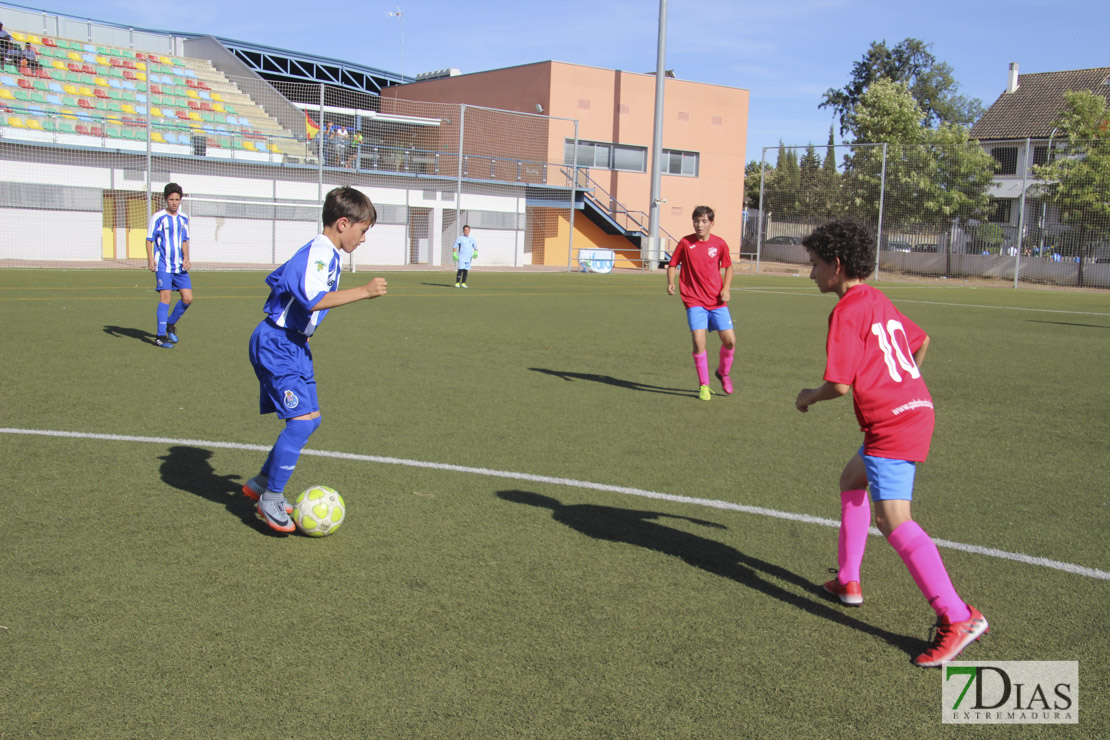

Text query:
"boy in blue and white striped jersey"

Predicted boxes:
[[243, 186, 388, 533], [146, 182, 192, 348]]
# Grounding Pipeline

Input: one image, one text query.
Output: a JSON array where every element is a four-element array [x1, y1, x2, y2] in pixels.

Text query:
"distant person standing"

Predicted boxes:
[[146, 183, 193, 348], [666, 205, 736, 401], [0, 23, 16, 65], [452, 225, 478, 288]]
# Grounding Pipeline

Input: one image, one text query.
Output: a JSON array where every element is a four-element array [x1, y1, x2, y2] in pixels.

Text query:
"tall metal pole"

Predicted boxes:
[[646, 0, 668, 269], [1014, 136, 1031, 288], [874, 143, 887, 280], [568, 120, 578, 271]]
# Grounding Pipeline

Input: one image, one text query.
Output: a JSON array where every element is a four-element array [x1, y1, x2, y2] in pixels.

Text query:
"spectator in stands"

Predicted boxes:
[[334, 125, 349, 168], [0, 23, 18, 66], [347, 129, 363, 168], [146, 182, 193, 348], [20, 42, 39, 72]]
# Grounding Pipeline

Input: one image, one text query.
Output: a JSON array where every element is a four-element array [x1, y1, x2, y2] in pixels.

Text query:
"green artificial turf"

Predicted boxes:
[[1, 269, 1107, 737]]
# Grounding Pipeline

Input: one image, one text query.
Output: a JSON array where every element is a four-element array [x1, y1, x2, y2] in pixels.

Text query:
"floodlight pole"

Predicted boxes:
[[647, 0, 668, 270], [386, 8, 405, 81]]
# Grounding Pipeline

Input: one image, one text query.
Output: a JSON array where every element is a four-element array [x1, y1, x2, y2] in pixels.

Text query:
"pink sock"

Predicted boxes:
[[887, 521, 971, 622], [718, 347, 735, 377], [692, 351, 710, 386], [837, 489, 869, 584]]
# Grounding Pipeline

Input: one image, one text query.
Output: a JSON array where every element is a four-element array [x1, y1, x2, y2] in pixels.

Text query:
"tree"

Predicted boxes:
[[1033, 90, 1110, 285], [798, 143, 822, 216], [743, 159, 764, 210], [841, 80, 995, 232], [821, 38, 983, 135], [819, 125, 841, 219], [763, 141, 801, 220]]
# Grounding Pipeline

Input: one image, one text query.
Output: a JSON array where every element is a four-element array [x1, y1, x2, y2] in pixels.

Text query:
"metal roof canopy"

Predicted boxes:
[[205, 36, 404, 94], [291, 101, 440, 127]]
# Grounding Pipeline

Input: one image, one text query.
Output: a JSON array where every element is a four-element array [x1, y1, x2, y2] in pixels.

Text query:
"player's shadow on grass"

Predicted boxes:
[[158, 445, 276, 535], [104, 325, 158, 345], [1027, 319, 1110, 329], [530, 368, 696, 398], [421, 282, 461, 289], [498, 489, 925, 659]]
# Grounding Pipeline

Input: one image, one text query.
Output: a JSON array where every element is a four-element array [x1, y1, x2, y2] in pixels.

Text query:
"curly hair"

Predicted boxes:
[[801, 218, 876, 279]]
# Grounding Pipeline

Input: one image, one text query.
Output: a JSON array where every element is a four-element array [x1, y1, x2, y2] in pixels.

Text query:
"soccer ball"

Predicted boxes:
[[292, 485, 346, 537]]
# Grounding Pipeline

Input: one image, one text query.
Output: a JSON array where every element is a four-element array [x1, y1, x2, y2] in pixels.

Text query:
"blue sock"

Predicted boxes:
[[156, 303, 169, 337], [168, 300, 189, 325], [264, 418, 317, 494]]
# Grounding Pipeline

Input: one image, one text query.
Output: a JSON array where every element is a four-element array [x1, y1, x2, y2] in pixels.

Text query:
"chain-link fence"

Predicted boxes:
[[751, 141, 1110, 289], [0, 43, 582, 271]]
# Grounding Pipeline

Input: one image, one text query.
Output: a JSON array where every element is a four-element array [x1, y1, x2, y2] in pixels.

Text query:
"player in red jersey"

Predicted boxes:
[[795, 218, 987, 667], [666, 206, 736, 401]]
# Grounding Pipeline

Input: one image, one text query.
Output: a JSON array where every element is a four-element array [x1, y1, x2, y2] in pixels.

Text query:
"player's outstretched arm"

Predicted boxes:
[[795, 381, 849, 413], [312, 277, 388, 310], [666, 265, 677, 295]]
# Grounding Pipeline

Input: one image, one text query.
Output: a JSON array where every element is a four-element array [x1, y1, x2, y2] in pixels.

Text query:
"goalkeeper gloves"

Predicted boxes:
[[452, 251, 458, 263], [472, 251, 478, 259]]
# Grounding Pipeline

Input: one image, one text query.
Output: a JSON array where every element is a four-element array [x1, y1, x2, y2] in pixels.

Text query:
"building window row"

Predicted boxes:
[[564, 139, 699, 177]]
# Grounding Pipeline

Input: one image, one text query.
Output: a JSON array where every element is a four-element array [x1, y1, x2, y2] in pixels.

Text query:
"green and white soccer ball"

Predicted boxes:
[[292, 485, 346, 537]]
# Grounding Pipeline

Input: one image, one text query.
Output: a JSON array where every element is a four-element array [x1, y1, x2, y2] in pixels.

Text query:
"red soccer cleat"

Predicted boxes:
[[914, 606, 989, 668], [823, 578, 863, 606]]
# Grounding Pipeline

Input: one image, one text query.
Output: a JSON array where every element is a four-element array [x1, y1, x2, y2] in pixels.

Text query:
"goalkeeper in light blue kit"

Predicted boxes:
[[453, 224, 477, 288], [242, 186, 388, 533]]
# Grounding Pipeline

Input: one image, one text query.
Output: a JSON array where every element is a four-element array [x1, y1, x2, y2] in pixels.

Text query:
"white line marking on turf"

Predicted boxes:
[[5, 426, 1108, 582], [739, 288, 1110, 317]]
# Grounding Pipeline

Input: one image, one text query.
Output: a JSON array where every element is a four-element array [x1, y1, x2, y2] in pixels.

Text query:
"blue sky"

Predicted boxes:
[[12, 0, 1110, 161]]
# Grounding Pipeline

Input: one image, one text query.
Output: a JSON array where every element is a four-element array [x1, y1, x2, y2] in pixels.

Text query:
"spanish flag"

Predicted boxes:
[[305, 111, 320, 140]]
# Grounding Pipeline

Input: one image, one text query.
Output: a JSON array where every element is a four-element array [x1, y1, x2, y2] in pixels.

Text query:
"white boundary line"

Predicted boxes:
[[737, 288, 1110, 317], [4, 426, 1108, 582]]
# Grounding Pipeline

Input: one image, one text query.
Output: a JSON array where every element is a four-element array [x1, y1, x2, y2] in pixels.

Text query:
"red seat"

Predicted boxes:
[[75, 124, 90, 135], [67, 62, 81, 72], [175, 109, 189, 119], [187, 99, 200, 110], [20, 65, 35, 76], [150, 84, 162, 94], [133, 52, 146, 61], [78, 98, 94, 109], [42, 37, 57, 48], [82, 64, 96, 74], [110, 58, 124, 67], [122, 60, 135, 69], [94, 88, 109, 99], [36, 68, 51, 79], [197, 81, 211, 91], [123, 70, 137, 80], [17, 78, 34, 89], [90, 125, 104, 136], [199, 101, 213, 112], [185, 79, 197, 88]]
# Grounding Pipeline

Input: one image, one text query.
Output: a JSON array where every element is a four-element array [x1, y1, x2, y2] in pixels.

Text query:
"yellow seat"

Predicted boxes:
[[150, 107, 163, 117], [26, 118, 44, 130], [121, 103, 136, 115], [136, 61, 146, 71], [151, 131, 166, 143], [186, 89, 198, 98], [211, 93, 223, 102], [53, 60, 66, 70], [136, 72, 146, 82], [67, 51, 82, 62], [243, 140, 257, 151], [0, 89, 14, 100], [61, 113, 78, 120], [212, 103, 225, 112], [8, 116, 26, 128], [11, 31, 25, 42], [188, 111, 200, 121], [96, 55, 108, 66], [79, 86, 93, 97], [63, 84, 78, 95], [159, 56, 171, 65], [27, 34, 42, 45], [95, 77, 109, 87]]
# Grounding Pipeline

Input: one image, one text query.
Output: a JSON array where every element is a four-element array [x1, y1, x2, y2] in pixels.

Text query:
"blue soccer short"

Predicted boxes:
[[686, 305, 733, 332], [155, 271, 192, 292], [860, 446, 916, 501], [248, 320, 320, 419]]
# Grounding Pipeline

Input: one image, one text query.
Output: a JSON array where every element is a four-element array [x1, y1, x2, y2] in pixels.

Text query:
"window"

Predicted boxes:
[[564, 139, 647, 172], [663, 149, 699, 177], [991, 146, 1018, 175], [988, 198, 1012, 224], [1032, 144, 1063, 167]]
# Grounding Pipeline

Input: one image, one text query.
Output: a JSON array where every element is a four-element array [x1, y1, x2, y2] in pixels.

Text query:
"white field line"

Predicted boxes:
[[4, 426, 1108, 582]]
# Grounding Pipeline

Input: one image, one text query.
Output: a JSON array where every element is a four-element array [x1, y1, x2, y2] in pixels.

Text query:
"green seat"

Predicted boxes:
[[224, 105, 236, 115], [97, 46, 109, 55], [58, 121, 76, 133], [55, 39, 70, 49], [106, 125, 122, 138], [49, 69, 66, 80], [232, 138, 245, 150], [41, 118, 56, 131], [65, 72, 81, 83], [30, 92, 46, 103], [33, 79, 48, 91], [108, 101, 122, 112], [13, 89, 30, 101], [172, 58, 184, 66], [109, 68, 123, 78], [95, 99, 108, 111], [3, 64, 18, 75], [217, 137, 230, 148], [122, 91, 135, 102], [108, 90, 122, 101], [200, 111, 213, 122], [110, 48, 124, 57]]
